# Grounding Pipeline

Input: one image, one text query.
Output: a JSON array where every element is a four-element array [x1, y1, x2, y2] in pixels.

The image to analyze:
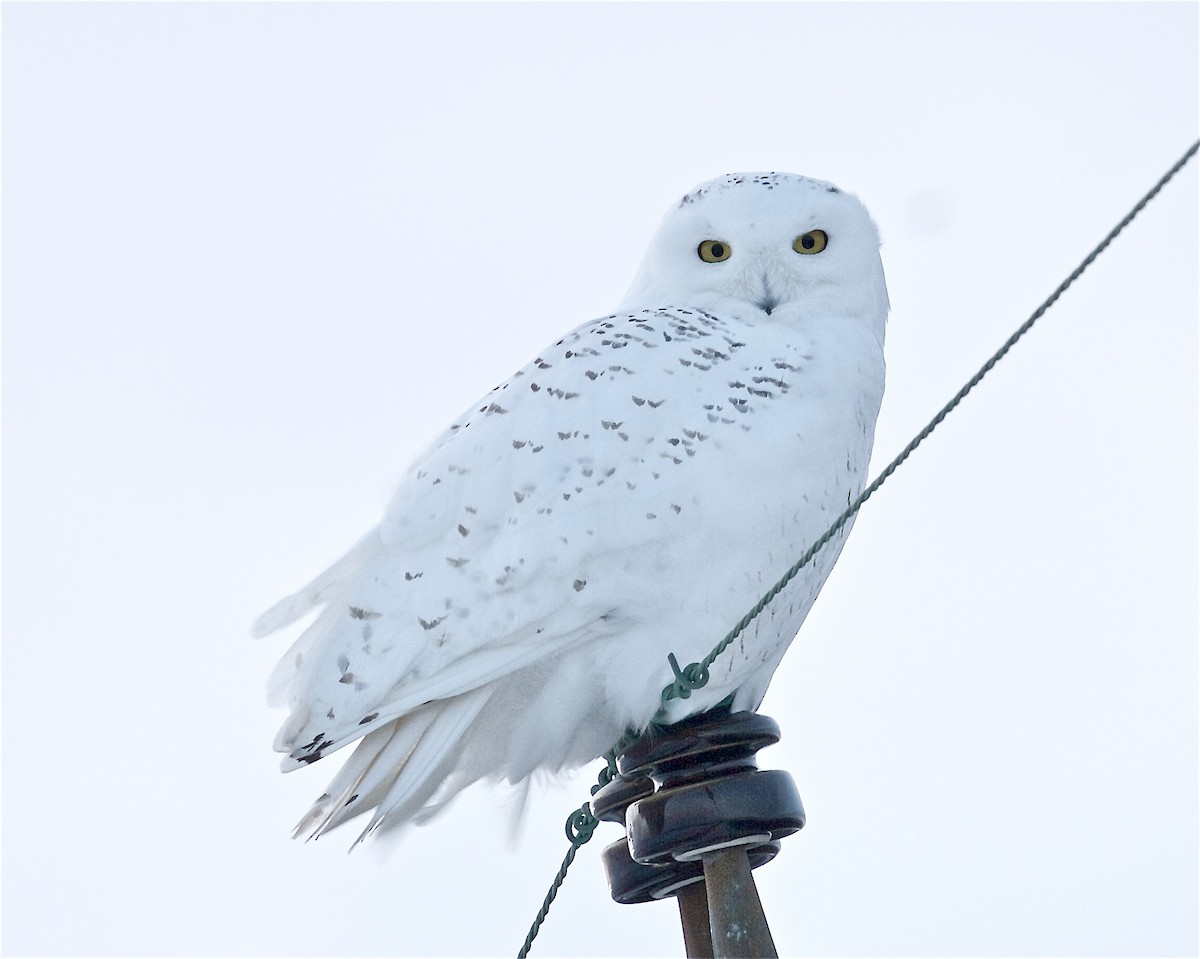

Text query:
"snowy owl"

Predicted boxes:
[[256, 172, 888, 843]]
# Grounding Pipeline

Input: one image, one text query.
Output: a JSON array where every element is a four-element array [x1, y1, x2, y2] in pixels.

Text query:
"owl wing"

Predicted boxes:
[[256, 307, 752, 772]]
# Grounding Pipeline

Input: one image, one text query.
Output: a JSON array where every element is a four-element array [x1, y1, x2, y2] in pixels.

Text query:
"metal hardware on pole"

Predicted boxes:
[[700, 845, 778, 958], [676, 880, 715, 958]]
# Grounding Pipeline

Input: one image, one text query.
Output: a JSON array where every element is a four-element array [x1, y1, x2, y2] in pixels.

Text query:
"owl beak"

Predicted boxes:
[[756, 273, 780, 315]]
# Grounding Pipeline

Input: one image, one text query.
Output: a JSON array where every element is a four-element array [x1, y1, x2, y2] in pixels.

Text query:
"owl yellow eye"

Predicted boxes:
[[792, 230, 828, 255], [697, 239, 732, 263]]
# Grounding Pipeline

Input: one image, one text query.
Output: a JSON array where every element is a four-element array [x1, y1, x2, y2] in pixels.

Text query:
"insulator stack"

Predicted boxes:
[[593, 708, 804, 957]]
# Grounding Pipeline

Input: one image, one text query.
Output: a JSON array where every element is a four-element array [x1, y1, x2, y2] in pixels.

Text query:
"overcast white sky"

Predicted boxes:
[[3, 2, 1197, 956]]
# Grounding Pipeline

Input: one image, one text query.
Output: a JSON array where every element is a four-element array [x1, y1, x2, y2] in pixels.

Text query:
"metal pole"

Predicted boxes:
[[677, 880, 714, 958], [701, 846, 778, 959]]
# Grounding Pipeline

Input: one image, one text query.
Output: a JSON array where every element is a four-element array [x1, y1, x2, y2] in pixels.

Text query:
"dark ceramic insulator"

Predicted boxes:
[[594, 770, 707, 904], [600, 835, 782, 905], [600, 836, 707, 905], [619, 711, 805, 866], [591, 772, 654, 823], [596, 709, 802, 905]]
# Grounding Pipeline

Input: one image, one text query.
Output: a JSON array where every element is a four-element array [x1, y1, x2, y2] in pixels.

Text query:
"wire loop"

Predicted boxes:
[[565, 804, 598, 845], [663, 652, 710, 701]]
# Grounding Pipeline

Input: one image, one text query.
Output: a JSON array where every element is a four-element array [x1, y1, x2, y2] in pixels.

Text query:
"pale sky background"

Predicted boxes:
[[3, 2, 1197, 957]]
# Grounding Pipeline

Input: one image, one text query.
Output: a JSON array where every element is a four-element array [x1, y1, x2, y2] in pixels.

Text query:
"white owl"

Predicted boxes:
[[256, 172, 888, 843]]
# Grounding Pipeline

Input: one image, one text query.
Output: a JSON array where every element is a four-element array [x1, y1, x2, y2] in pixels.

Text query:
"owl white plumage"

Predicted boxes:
[[256, 172, 888, 843]]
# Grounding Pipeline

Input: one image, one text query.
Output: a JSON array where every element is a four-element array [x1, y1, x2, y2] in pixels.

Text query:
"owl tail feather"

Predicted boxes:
[[291, 684, 494, 846]]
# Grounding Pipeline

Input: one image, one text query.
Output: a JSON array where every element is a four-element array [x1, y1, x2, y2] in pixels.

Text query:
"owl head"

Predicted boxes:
[[619, 172, 888, 337]]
